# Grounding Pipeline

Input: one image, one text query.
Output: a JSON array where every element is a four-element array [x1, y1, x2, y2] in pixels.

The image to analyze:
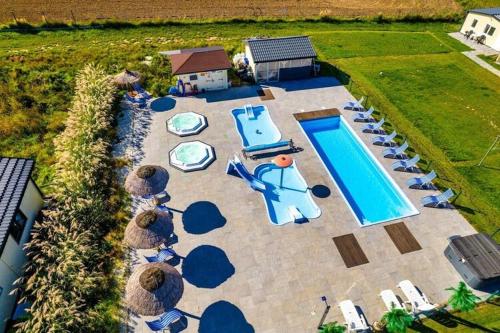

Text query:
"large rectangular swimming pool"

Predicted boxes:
[[299, 116, 418, 226]]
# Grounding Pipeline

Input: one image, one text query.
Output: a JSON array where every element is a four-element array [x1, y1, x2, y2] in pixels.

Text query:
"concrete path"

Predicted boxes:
[[449, 32, 500, 77]]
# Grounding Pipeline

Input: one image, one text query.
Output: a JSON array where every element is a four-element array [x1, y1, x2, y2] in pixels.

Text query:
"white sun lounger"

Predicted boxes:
[[383, 141, 409, 159], [392, 154, 420, 172], [372, 131, 397, 146], [352, 106, 374, 122], [421, 188, 454, 208], [407, 170, 437, 189], [380, 289, 405, 311], [343, 96, 365, 111], [339, 300, 369, 332], [398, 280, 437, 313], [362, 118, 385, 133]]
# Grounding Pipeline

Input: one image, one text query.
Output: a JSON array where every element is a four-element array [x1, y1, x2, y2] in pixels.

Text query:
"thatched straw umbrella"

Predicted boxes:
[[124, 209, 173, 249], [125, 262, 184, 316], [113, 69, 141, 87], [125, 165, 169, 197]]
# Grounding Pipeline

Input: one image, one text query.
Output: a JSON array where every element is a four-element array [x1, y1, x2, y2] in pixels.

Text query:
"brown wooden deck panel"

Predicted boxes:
[[384, 222, 422, 254], [293, 108, 340, 121], [332, 234, 369, 268], [258, 88, 275, 101]]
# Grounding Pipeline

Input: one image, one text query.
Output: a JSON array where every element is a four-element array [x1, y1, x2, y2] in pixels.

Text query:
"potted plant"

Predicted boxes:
[[446, 281, 480, 312], [381, 307, 414, 333], [318, 321, 346, 333]]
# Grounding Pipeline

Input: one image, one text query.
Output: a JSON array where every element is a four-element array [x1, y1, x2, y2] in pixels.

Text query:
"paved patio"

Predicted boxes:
[[122, 77, 480, 332], [449, 32, 500, 77]]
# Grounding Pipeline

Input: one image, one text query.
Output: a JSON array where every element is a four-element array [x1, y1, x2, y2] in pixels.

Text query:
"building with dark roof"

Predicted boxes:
[[460, 7, 500, 50], [0, 157, 44, 332], [445, 233, 500, 290], [162, 46, 232, 94], [244, 36, 318, 82]]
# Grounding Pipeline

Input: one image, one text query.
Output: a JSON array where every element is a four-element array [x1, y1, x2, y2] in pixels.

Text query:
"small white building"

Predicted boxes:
[[244, 36, 317, 82], [166, 46, 232, 94], [460, 7, 500, 51], [0, 158, 44, 332]]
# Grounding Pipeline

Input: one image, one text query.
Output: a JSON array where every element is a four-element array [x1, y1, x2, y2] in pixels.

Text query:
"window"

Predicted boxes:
[[487, 26, 496, 36], [189, 74, 198, 81], [471, 19, 478, 28], [484, 24, 490, 33], [10, 210, 27, 243]]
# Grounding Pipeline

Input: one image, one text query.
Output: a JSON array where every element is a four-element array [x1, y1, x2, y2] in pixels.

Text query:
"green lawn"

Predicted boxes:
[[409, 300, 500, 332], [0, 20, 498, 236], [312, 31, 465, 59]]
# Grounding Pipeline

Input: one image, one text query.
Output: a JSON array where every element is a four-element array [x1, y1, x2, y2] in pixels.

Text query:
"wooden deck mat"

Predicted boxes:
[[384, 222, 422, 254], [257, 88, 275, 101], [293, 108, 340, 121], [332, 234, 369, 268]]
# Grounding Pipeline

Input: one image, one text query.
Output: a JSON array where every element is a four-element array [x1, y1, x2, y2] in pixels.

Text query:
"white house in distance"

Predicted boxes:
[[163, 46, 232, 94], [244, 36, 318, 82], [0, 158, 44, 332], [460, 7, 500, 51]]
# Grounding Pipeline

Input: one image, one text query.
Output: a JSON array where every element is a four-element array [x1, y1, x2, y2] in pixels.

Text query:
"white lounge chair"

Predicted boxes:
[[352, 106, 374, 122], [392, 155, 420, 172], [373, 131, 397, 146], [421, 189, 454, 208], [398, 280, 437, 313], [380, 289, 405, 311], [407, 170, 437, 189], [339, 300, 369, 332], [343, 96, 365, 111], [362, 118, 385, 133], [383, 141, 409, 159]]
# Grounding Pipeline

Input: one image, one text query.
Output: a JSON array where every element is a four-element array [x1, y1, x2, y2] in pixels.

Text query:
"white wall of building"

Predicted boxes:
[[0, 180, 44, 332], [177, 69, 228, 92], [460, 12, 500, 51]]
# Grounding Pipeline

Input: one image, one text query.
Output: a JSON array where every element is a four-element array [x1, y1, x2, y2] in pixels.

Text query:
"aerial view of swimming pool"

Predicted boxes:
[[299, 116, 419, 226], [232, 104, 281, 147], [253, 162, 321, 225]]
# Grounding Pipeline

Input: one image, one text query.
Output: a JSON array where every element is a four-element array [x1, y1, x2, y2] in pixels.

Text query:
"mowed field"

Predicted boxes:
[[0, 0, 463, 23], [0, 21, 498, 237]]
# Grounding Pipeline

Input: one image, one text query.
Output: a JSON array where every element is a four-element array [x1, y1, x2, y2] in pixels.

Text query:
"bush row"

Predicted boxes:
[[16, 64, 118, 332]]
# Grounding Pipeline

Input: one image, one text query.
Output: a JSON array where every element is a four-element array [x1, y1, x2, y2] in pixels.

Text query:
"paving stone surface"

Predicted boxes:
[[124, 77, 479, 333]]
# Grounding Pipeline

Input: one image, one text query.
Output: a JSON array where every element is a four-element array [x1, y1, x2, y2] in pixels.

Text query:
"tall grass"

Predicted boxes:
[[15, 64, 120, 332]]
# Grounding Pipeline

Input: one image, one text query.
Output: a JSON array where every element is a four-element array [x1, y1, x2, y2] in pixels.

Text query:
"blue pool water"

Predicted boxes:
[[299, 116, 418, 225], [254, 162, 321, 225], [232, 105, 281, 147]]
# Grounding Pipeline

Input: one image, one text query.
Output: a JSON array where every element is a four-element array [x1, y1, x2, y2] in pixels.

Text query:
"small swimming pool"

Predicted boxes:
[[299, 116, 418, 226], [232, 105, 281, 148], [254, 162, 321, 225], [167, 112, 207, 136], [169, 141, 215, 172]]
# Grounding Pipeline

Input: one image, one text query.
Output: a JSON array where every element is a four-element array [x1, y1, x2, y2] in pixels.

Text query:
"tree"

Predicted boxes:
[[318, 321, 346, 333], [446, 281, 480, 312], [381, 307, 414, 333]]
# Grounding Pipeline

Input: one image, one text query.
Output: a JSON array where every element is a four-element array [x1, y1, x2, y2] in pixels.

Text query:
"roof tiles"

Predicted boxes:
[[246, 36, 317, 63]]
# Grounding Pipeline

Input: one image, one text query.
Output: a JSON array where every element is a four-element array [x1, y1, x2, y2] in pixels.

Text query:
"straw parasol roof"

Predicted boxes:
[[125, 262, 184, 316], [113, 69, 141, 86], [125, 165, 169, 197], [124, 209, 173, 249]]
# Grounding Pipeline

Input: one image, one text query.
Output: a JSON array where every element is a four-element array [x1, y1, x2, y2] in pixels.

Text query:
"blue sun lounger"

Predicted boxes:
[[383, 141, 409, 159], [362, 118, 385, 133], [407, 170, 437, 189], [392, 154, 420, 172], [352, 106, 374, 122], [421, 188, 454, 208], [146, 309, 184, 332], [343, 96, 365, 111], [145, 248, 177, 263], [372, 131, 397, 146]]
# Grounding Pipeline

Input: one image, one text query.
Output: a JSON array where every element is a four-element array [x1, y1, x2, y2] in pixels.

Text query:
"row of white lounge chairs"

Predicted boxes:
[[339, 280, 438, 332], [343, 97, 455, 208]]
